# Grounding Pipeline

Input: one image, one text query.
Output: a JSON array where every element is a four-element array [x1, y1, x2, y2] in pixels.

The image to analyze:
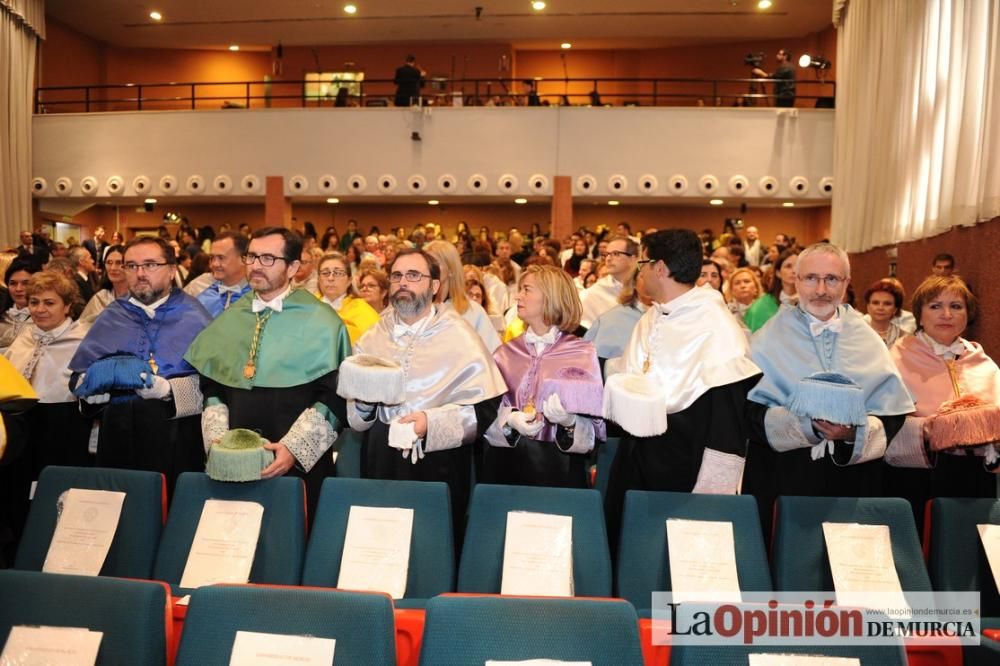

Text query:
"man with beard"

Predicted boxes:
[[743, 242, 914, 531], [743, 225, 763, 267], [69, 237, 212, 493], [342, 248, 505, 532], [185, 228, 350, 511]]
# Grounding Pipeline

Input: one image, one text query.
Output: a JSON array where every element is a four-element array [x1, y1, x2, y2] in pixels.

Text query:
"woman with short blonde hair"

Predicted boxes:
[[483, 264, 604, 487]]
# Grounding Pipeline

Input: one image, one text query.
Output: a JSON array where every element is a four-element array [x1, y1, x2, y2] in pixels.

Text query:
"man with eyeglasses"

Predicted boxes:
[[69, 237, 213, 494], [602, 229, 762, 550], [341, 248, 505, 533], [186, 231, 251, 317], [579, 235, 638, 329], [185, 227, 350, 512], [744, 242, 915, 531]]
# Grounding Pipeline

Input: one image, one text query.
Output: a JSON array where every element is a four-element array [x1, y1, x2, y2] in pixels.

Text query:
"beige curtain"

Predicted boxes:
[[832, 0, 1000, 252], [1, 0, 43, 247]]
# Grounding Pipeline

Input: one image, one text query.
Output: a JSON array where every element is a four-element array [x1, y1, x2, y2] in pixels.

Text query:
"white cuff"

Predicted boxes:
[[201, 403, 230, 453], [884, 416, 933, 469], [169, 375, 204, 419], [764, 406, 821, 452], [282, 407, 337, 473], [556, 415, 596, 454], [692, 449, 745, 494], [347, 399, 378, 432], [484, 403, 516, 448], [831, 415, 888, 466], [424, 404, 476, 453]]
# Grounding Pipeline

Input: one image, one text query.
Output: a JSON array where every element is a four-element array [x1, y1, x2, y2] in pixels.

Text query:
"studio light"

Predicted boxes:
[[799, 54, 831, 70]]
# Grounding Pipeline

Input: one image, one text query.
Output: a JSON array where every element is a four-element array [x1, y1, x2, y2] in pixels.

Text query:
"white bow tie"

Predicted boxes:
[[8, 307, 30, 322], [128, 297, 159, 319], [524, 328, 557, 346], [809, 318, 843, 337], [251, 297, 283, 313], [922, 332, 966, 359], [219, 284, 243, 295]]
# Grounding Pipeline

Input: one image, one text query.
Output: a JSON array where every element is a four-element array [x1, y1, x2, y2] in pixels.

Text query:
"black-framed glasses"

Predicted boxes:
[[242, 253, 288, 267], [636, 258, 656, 268], [123, 261, 170, 273], [603, 250, 635, 259], [319, 269, 348, 279], [389, 270, 432, 283]]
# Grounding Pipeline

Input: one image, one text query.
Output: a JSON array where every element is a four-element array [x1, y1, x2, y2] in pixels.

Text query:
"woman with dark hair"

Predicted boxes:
[[743, 249, 798, 332], [0, 261, 38, 351], [562, 237, 590, 278], [320, 228, 341, 252], [697, 259, 724, 292], [80, 245, 128, 324], [863, 279, 904, 347]]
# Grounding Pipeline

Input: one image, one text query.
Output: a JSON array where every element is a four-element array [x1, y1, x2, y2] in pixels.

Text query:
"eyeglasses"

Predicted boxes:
[[389, 270, 432, 283], [123, 262, 170, 273], [358, 282, 380, 291], [799, 274, 846, 288], [319, 269, 348, 278], [603, 250, 634, 259], [636, 258, 656, 268], [241, 253, 288, 267]]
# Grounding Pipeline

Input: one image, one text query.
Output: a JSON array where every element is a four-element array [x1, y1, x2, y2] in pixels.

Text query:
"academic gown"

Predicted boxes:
[[0, 356, 38, 566], [69, 289, 212, 495]]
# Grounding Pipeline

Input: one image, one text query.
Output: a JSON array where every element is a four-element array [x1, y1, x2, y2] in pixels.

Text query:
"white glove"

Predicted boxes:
[[507, 410, 545, 438], [82, 393, 111, 405], [135, 373, 172, 400], [406, 438, 426, 465], [542, 394, 575, 427], [388, 419, 418, 451]]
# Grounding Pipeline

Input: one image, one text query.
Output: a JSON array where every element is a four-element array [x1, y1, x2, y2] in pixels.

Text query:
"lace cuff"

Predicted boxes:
[[425, 404, 476, 453], [884, 416, 933, 468], [169, 375, 203, 419], [282, 407, 338, 473], [484, 403, 517, 448], [201, 403, 230, 453], [832, 415, 888, 466], [692, 449, 745, 494], [764, 406, 821, 452]]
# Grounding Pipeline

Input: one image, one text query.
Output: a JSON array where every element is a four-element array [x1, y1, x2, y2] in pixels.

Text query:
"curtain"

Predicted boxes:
[[832, 0, 1000, 252], [0, 0, 42, 248]]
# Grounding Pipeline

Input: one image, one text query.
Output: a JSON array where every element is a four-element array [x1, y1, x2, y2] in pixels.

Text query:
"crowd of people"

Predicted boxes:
[[0, 216, 994, 566]]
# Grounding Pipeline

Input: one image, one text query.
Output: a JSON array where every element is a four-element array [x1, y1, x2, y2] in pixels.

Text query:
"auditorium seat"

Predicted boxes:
[[332, 428, 364, 478], [418, 594, 643, 665], [302, 477, 454, 606], [174, 584, 396, 665], [457, 483, 612, 597], [0, 569, 172, 665], [15, 465, 165, 579]]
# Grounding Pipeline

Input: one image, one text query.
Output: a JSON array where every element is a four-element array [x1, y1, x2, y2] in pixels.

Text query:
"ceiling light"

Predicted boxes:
[[228, 44, 240, 51], [532, 1, 546, 10], [709, 199, 724, 206], [799, 54, 831, 70], [608, 200, 620, 206], [149, 10, 162, 21], [757, 0, 773, 9], [326, 197, 339, 204], [514, 198, 528, 204], [560, 42, 572, 50], [782, 202, 795, 207], [428, 200, 439, 206], [344, 4, 357, 14], [144, 198, 157, 204]]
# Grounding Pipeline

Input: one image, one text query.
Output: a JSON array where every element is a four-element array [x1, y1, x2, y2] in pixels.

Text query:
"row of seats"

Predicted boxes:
[[1, 570, 912, 666]]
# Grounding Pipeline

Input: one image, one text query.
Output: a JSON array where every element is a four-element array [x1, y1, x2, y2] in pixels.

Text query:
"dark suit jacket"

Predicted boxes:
[[394, 64, 424, 106], [74, 273, 95, 303], [82, 239, 108, 268], [16, 245, 48, 270]]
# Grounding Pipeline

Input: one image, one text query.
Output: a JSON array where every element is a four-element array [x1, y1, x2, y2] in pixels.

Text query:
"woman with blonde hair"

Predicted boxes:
[[315, 253, 379, 345], [725, 266, 763, 320], [484, 265, 604, 487], [424, 240, 500, 351]]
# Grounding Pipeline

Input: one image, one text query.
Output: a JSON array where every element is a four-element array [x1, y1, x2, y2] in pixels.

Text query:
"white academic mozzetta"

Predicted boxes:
[[501, 512, 574, 597], [42, 488, 126, 576], [337, 505, 414, 599], [821, 522, 909, 614], [228, 630, 335, 666], [179, 500, 264, 589], [977, 524, 1000, 593], [666, 518, 742, 603], [1, 626, 103, 666]]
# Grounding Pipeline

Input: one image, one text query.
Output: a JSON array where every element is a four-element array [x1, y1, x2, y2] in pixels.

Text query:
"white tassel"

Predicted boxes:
[[336, 354, 405, 405]]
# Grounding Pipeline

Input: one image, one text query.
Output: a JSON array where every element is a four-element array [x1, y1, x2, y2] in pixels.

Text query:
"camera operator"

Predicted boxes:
[[751, 48, 796, 107]]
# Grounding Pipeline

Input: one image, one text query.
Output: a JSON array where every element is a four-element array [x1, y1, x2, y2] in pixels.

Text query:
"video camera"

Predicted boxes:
[[744, 52, 765, 68]]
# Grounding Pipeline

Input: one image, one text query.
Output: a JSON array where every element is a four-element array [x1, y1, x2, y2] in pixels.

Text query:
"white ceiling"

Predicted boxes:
[[45, 0, 834, 51]]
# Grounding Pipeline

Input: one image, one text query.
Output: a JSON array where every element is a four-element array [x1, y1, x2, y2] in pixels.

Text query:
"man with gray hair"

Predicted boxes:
[[743, 242, 915, 530], [69, 246, 97, 303]]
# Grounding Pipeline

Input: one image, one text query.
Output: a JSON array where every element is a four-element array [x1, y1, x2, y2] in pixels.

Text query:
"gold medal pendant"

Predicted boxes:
[[149, 354, 159, 375], [243, 361, 256, 380], [523, 402, 537, 420], [642, 358, 651, 374]]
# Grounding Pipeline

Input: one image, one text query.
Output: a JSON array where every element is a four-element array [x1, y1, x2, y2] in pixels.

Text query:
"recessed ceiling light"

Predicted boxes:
[[514, 198, 528, 204], [758, 0, 773, 9], [228, 44, 240, 51], [782, 202, 795, 207], [344, 4, 358, 14], [144, 198, 157, 204], [532, 1, 546, 11], [428, 200, 439, 206], [149, 10, 162, 21], [709, 199, 724, 205], [560, 42, 572, 50], [326, 197, 339, 204], [608, 200, 620, 206]]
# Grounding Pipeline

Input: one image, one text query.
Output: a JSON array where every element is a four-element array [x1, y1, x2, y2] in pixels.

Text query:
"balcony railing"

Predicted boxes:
[[34, 76, 835, 114]]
